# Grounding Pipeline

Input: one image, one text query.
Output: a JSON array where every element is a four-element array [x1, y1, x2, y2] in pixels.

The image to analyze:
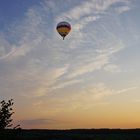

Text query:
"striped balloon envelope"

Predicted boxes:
[[56, 21, 71, 40]]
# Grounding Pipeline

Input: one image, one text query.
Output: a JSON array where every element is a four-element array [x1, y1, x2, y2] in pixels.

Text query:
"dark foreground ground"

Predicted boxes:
[[1, 129, 140, 140]]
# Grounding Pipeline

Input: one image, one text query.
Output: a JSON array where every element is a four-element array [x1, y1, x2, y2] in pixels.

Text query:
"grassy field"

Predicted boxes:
[[1, 129, 140, 140]]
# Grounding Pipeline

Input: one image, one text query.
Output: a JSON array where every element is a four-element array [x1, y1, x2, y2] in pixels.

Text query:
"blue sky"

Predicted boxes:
[[0, 0, 140, 129], [0, 0, 41, 28]]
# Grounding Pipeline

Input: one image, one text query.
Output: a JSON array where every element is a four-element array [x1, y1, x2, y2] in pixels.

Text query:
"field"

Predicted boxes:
[[1, 129, 140, 140]]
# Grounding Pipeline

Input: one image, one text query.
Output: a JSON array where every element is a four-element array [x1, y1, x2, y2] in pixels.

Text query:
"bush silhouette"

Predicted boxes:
[[0, 99, 14, 130]]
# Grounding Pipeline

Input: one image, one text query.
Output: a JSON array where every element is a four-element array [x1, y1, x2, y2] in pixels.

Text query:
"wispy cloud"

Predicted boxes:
[[85, 84, 137, 100], [66, 40, 124, 79], [21, 118, 57, 125], [116, 86, 137, 94], [56, 0, 131, 21], [115, 5, 131, 14], [51, 79, 82, 90], [20, 65, 69, 98], [103, 64, 121, 73], [43, 82, 138, 112]]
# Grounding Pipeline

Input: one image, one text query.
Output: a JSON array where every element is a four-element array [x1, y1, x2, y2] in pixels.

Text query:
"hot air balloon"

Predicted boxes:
[[56, 21, 71, 40]]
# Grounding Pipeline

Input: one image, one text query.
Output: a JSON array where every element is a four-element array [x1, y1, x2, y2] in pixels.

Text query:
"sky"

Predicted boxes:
[[0, 0, 140, 129]]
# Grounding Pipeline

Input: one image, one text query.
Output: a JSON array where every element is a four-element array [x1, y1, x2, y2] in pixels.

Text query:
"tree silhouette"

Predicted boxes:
[[0, 99, 14, 130]]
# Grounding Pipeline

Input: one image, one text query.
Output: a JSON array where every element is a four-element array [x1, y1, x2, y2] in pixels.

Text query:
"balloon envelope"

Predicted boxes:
[[56, 21, 71, 40]]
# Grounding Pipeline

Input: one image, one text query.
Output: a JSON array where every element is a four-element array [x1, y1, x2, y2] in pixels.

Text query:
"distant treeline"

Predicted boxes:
[[1, 129, 140, 140]]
